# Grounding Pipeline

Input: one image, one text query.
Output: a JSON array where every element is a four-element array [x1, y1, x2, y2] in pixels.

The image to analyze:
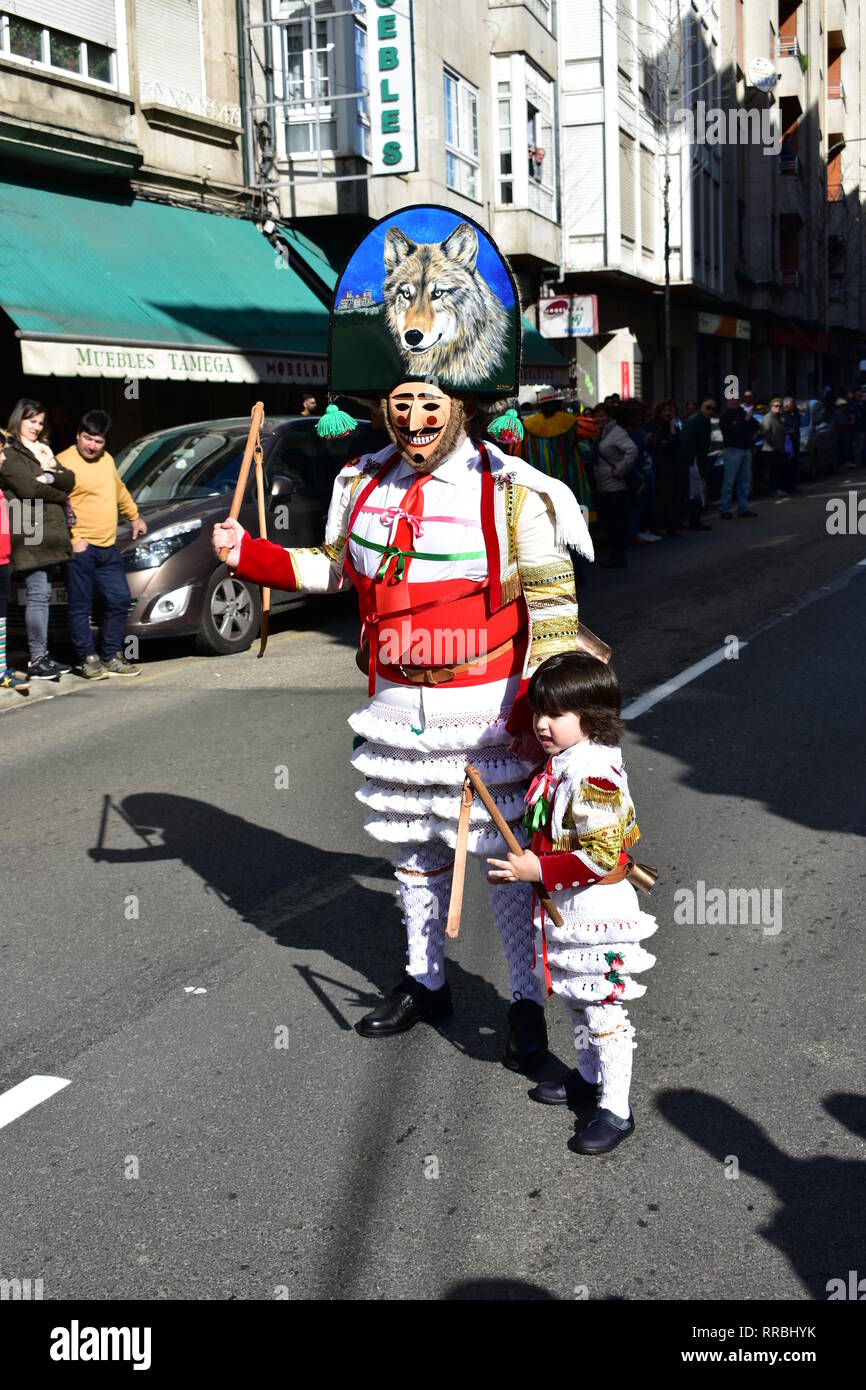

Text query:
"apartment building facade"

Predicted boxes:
[[557, 0, 865, 403]]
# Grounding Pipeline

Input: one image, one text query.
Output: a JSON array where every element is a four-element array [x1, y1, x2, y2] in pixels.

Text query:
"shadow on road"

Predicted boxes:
[[90, 791, 561, 1069], [658, 1087, 866, 1299]]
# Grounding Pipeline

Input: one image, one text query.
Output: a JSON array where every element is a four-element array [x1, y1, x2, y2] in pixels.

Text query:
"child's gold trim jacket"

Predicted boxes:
[[527, 741, 658, 1004]]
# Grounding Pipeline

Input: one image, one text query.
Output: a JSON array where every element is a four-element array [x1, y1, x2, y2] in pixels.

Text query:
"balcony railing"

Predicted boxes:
[[780, 154, 800, 175], [781, 268, 801, 288], [777, 35, 801, 59], [828, 182, 844, 202], [827, 80, 845, 99]]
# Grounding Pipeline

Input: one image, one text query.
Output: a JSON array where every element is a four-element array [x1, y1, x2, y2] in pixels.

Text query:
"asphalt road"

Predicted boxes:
[[1, 469, 865, 1301]]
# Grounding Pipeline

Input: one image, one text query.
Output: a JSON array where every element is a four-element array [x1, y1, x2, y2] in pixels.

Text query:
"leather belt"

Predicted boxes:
[[381, 635, 517, 686]]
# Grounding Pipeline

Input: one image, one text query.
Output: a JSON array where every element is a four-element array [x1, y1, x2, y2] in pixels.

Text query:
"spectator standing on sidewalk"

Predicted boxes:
[[761, 396, 788, 497], [590, 402, 638, 567], [680, 397, 714, 531], [56, 410, 146, 679], [1, 399, 75, 680], [647, 398, 683, 537], [780, 398, 801, 493], [718, 396, 759, 519], [0, 442, 30, 693]]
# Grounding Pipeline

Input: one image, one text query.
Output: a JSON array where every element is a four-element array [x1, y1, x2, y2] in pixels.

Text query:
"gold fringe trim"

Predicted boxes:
[[500, 568, 522, 605], [323, 539, 345, 562], [579, 779, 622, 807], [622, 823, 641, 848]]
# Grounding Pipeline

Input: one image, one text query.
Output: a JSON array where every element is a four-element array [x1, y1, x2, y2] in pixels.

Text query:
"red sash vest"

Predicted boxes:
[[343, 446, 528, 695]]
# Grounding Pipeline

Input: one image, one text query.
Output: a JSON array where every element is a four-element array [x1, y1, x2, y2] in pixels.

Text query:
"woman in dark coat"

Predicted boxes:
[[1, 399, 75, 680], [647, 398, 683, 537]]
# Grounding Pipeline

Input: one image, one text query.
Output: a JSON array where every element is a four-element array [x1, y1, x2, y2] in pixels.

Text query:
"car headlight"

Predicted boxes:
[[124, 518, 202, 571]]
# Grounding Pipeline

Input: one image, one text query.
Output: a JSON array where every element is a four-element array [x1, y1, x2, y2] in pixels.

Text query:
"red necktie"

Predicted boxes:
[[382, 470, 433, 587]]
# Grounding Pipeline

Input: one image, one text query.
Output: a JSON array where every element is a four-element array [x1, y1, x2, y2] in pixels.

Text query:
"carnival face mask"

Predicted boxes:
[[384, 382, 464, 470]]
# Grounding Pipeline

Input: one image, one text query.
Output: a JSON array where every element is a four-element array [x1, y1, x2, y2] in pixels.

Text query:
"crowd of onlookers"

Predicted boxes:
[[515, 384, 866, 568], [0, 398, 144, 694], [2, 382, 864, 695]]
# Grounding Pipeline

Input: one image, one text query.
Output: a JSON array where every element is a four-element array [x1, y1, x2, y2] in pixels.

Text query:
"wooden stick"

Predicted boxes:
[[217, 400, 265, 562], [465, 763, 564, 927], [253, 441, 270, 657], [445, 778, 474, 938]]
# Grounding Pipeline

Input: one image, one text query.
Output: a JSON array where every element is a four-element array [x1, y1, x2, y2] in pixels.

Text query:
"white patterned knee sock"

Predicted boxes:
[[584, 1003, 635, 1119], [395, 843, 454, 991], [565, 1003, 599, 1083], [488, 878, 546, 1005]]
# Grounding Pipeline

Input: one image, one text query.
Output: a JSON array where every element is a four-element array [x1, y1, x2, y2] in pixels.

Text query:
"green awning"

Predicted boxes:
[[278, 224, 338, 294], [0, 177, 329, 383], [521, 315, 568, 367]]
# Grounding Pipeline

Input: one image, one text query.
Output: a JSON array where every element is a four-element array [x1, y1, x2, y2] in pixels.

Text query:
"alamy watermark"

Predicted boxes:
[[675, 102, 782, 156], [674, 881, 782, 936]]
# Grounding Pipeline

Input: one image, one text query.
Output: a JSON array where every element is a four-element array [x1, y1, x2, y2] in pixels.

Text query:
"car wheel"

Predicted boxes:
[[195, 567, 262, 655]]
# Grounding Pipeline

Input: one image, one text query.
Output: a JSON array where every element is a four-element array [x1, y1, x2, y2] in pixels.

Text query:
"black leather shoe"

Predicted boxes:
[[570, 1106, 635, 1155], [357, 977, 452, 1038], [530, 1069, 598, 1105], [503, 998, 548, 1071]]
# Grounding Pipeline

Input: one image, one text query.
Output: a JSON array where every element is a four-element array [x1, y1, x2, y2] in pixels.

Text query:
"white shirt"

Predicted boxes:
[[347, 437, 489, 585]]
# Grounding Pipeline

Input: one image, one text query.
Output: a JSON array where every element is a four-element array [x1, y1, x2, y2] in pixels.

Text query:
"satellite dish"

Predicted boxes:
[[748, 57, 779, 92]]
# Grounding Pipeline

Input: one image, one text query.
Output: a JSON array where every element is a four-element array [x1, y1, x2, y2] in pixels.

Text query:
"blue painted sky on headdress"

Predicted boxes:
[[337, 207, 514, 307]]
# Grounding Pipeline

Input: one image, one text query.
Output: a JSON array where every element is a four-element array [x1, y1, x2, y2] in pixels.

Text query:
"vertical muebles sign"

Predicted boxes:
[[365, 0, 417, 176]]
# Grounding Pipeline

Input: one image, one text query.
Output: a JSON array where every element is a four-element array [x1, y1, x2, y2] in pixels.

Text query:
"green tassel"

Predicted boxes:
[[487, 407, 524, 444], [316, 402, 358, 438]]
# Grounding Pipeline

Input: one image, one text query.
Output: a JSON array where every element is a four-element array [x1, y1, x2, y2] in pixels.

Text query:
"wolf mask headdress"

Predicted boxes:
[[325, 205, 521, 400]]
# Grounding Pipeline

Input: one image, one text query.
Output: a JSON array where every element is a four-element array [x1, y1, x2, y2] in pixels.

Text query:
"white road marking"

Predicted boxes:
[[623, 557, 866, 721], [622, 645, 748, 720], [0, 1075, 70, 1130], [183, 986, 207, 994]]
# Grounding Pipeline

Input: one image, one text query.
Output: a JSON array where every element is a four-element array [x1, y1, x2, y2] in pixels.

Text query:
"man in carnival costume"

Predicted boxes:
[[212, 206, 596, 1069]]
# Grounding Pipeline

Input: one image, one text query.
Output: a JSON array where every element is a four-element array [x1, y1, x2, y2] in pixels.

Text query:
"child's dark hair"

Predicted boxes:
[[528, 652, 623, 745]]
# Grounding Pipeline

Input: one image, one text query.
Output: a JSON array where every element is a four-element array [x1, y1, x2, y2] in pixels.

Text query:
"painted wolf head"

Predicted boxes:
[[382, 222, 510, 389]]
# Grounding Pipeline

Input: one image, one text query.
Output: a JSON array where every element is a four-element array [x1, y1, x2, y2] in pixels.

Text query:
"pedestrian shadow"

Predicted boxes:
[[657, 1088, 866, 1298], [89, 791, 562, 1069]]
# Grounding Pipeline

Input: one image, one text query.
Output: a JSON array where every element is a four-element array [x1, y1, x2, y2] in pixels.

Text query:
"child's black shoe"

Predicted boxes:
[[570, 1106, 635, 1154]]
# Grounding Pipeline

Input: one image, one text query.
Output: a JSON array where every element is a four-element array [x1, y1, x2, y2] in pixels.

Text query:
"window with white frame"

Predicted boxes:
[[443, 67, 479, 200], [493, 54, 556, 220], [353, 16, 370, 160], [525, 62, 554, 217], [281, 15, 336, 156], [497, 77, 513, 204], [0, 6, 116, 86]]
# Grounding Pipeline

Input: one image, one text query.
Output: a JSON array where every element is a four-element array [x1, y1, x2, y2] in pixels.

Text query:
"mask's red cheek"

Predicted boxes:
[[427, 416, 438, 426]]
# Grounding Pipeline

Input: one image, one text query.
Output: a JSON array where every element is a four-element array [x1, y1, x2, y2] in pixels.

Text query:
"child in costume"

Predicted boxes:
[[487, 651, 657, 1153]]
